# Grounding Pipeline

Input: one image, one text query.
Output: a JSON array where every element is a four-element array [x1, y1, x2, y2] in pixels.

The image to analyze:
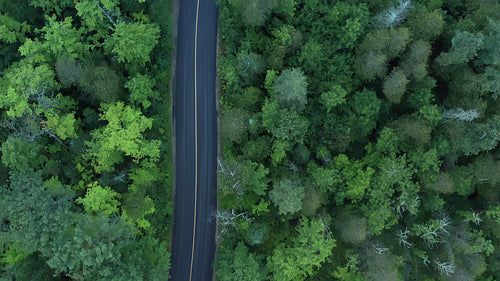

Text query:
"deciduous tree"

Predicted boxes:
[[268, 217, 336, 280], [272, 68, 308, 110], [269, 178, 305, 215], [76, 182, 121, 217], [383, 69, 409, 104], [105, 21, 160, 66], [216, 242, 267, 281], [84, 102, 161, 173], [125, 73, 160, 109]]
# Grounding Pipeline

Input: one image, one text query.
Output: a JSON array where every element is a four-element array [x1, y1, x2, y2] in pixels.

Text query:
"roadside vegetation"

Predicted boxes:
[[0, 0, 174, 280], [215, 0, 500, 280]]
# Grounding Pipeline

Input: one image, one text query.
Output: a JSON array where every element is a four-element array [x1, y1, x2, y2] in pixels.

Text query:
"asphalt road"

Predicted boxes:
[[170, 0, 218, 280]]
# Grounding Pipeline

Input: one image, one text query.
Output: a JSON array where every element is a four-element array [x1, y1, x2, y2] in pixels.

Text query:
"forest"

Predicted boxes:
[[0, 0, 173, 280], [215, 0, 500, 280]]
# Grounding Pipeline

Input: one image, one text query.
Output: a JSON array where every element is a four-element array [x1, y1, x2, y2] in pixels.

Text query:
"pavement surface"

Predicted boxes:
[[170, 0, 218, 280]]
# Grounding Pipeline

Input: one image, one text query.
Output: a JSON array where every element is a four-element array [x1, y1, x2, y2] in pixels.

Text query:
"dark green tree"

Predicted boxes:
[[0, 170, 74, 254]]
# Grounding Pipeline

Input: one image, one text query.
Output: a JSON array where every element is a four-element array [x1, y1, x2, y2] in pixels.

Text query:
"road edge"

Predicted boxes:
[[212, 7, 221, 281], [169, 0, 179, 253]]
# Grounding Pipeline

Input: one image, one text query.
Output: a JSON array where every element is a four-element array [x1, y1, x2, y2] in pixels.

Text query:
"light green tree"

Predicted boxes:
[[40, 15, 88, 59], [121, 184, 155, 231], [268, 217, 336, 280], [84, 102, 161, 173], [0, 60, 58, 117], [76, 182, 121, 217], [0, 13, 30, 44], [321, 84, 347, 112], [43, 112, 78, 140], [105, 21, 160, 66]]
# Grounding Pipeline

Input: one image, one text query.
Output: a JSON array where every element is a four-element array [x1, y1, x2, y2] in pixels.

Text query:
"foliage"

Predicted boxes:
[[269, 178, 305, 215], [272, 68, 308, 111], [105, 21, 160, 66], [0, 0, 174, 278], [125, 74, 160, 109], [267, 217, 336, 281], [84, 102, 161, 173], [216, 242, 267, 281], [76, 182, 121, 217]]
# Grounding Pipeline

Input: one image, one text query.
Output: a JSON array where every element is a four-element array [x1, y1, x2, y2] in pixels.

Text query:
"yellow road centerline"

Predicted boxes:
[[189, 0, 200, 280]]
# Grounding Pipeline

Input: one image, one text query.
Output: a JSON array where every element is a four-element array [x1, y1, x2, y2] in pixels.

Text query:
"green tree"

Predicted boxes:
[[0, 170, 74, 254], [348, 88, 382, 140], [125, 73, 160, 109], [55, 58, 84, 87], [331, 154, 375, 204], [75, 0, 120, 29], [121, 184, 155, 230], [40, 15, 88, 60], [459, 115, 500, 155], [220, 107, 251, 144], [216, 242, 267, 281], [383, 69, 409, 103], [84, 102, 161, 173], [298, 40, 323, 73], [76, 182, 121, 217], [268, 217, 336, 281], [321, 84, 347, 112], [46, 215, 140, 281], [262, 99, 309, 145], [269, 178, 306, 215], [29, 0, 73, 14], [236, 51, 266, 86], [0, 13, 30, 44], [265, 25, 301, 70], [0, 60, 58, 117], [230, 0, 278, 27], [436, 30, 485, 66], [105, 21, 160, 66], [400, 40, 431, 81], [1, 136, 47, 171], [406, 6, 444, 41], [75, 0, 120, 45], [272, 68, 308, 110]]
